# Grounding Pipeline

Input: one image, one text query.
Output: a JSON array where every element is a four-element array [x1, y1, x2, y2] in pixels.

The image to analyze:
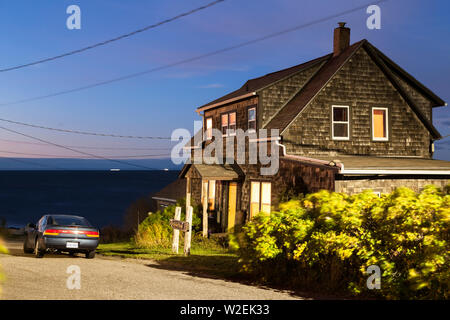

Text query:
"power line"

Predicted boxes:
[[0, 125, 167, 170], [0, 117, 172, 139], [0, 138, 172, 150], [0, 0, 225, 73], [0, 0, 387, 107], [0, 149, 171, 159]]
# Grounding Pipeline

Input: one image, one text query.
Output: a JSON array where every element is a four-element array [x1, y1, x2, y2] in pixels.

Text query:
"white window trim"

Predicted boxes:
[[372, 107, 389, 141], [221, 112, 237, 137], [331, 105, 350, 141]]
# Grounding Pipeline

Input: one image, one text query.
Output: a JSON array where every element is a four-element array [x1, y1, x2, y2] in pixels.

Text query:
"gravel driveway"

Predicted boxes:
[[0, 240, 301, 300]]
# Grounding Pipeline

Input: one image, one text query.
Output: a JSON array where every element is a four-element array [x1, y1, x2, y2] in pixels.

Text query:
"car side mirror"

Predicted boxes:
[[26, 223, 36, 229]]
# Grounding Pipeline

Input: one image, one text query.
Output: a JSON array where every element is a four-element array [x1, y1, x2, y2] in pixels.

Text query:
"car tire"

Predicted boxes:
[[34, 239, 44, 258], [23, 241, 33, 254], [85, 250, 95, 259]]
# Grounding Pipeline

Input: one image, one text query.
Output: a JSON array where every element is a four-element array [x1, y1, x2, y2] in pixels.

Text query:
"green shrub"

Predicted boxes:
[[134, 198, 202, 249], [0, 240, 8, 297], [232, 185, 449, 299]]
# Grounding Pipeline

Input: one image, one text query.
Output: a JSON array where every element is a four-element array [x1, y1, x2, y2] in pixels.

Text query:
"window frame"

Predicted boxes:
[[205, 117, 213, 140], [247, 106, 257, 132], [331, 105, 350, 141], [371, 107, 389, 141], [249, 181, 271, 218], [221, 111, 237, 137]]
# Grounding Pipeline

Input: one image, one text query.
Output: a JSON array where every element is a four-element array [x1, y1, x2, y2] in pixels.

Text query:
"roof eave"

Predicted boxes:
[[196, 92, 256, 113]]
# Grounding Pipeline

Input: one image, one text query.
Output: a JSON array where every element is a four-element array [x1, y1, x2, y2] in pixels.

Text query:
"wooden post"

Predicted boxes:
[[184, 206, 193, 256], [202, 181, 208, 238], [186, 177, 191, 215], [171, 206, 181, 254]]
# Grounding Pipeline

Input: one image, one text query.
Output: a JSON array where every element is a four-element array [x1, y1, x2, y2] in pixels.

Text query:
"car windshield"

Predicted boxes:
[[47, 215, 92, 227]]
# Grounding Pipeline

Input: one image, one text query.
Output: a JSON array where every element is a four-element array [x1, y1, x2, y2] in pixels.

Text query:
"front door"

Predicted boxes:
[[227, 182, 237, 233]]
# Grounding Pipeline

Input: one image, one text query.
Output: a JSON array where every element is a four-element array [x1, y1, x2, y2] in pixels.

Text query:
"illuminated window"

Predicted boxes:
[[250, 181, 271, 218], [372, 108, 388, 141], [332, 105, 349, 140], [248, 107, 256, 132], [221, 112, 236, 136], [202, 180, 216, 210], [221, 114, 228, 136], [205, 117, 212, 140]]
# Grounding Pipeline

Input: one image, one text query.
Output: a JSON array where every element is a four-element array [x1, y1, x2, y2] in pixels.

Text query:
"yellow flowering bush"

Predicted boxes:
[[233, 185, 449, 299], [0, 240, 8, 296]]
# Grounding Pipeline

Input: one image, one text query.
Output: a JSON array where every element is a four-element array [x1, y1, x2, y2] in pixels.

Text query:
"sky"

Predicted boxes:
[[0, 0, 448, 162]]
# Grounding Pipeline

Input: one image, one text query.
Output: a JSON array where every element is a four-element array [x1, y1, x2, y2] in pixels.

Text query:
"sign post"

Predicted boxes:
[[171, 207, 181, 254], [169, 206, 193, 256]]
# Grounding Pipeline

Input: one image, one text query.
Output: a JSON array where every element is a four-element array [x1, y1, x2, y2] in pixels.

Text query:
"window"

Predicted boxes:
[[205, 117, 212, 140], [221, 114, 228, 136], [221, 111, 237, 136], [228, 112, 236, 136], [202, 180, 216, 210], [250, 181, 271, 218], [248, 107, 256, 132], [372, 108, 388, 141], [332, 105, 350, 140]]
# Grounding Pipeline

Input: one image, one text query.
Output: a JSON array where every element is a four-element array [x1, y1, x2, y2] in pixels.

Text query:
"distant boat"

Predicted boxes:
[[110, 169, 121, 172], [163, 168, 169, 171]]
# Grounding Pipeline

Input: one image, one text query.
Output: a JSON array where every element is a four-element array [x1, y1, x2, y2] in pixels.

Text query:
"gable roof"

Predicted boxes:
[[196, 53, 332, 112], [264, 40, 443, 139], [265, 40, 365, 132]]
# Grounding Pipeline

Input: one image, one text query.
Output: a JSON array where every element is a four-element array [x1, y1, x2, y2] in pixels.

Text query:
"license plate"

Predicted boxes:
[[66, 242, 79, 249]]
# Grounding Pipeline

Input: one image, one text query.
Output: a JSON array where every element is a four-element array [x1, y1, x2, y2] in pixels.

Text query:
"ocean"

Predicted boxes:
[[0, 170, 179, 228]]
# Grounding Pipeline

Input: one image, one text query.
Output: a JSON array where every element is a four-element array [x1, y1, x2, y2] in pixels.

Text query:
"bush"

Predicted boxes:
[[232, 185, 449, 299], [134, 198, 202, 249], [0, 240, 8, 297]]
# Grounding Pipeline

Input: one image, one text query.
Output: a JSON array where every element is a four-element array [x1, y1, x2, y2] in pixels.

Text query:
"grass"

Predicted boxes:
[[97, 238, 241, 280]]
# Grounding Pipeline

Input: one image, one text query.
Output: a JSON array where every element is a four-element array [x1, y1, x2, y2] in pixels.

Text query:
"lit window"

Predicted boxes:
[[332, 105, 349, 140], [248, 107, 256, 132], [205, 117, 212, 140], [372, 108, 388, 141], [228, 112, 236, 136], [208, 180, 216, 210], [250, 181, 271, 218], [221, 114, 228, 136]]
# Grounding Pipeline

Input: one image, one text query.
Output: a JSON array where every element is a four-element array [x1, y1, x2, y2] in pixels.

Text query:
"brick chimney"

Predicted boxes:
[[333, 22, 350, 56]]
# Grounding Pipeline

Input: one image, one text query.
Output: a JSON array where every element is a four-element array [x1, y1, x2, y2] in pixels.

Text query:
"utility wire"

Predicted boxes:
[[0, 0, 387, 107], [0, 125, 166, 170], [0, 0, 225, 73], [0, 117, 172, 139], [0, 150, 171, 159]]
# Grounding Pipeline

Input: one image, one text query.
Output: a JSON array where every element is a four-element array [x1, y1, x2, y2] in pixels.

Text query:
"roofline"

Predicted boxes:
[[364, 42, 442, 140], [369, 44, 445, 107], [152, 196, 178, 202], [196, 92, 256, 113], [279, 40, 367, 134], [340, 169, 450, 175]]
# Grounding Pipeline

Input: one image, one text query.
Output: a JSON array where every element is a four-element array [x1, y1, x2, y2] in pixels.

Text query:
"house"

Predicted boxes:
[[179, 23, 450, 233], [152, 179, 186, 211]]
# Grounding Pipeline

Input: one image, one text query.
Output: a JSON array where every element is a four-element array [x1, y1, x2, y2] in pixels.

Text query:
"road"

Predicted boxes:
[[0, 240, 301, 300]]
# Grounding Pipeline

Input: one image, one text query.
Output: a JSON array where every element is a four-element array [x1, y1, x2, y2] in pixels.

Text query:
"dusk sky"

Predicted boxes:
[[0, 0, 448, 162]]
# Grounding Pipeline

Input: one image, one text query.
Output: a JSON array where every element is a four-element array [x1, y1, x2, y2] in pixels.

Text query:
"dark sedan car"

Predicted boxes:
[[24, 214, 100, 258]]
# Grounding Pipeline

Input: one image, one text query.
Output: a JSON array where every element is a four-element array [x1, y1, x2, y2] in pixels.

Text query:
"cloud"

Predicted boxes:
[[198, 83, 225, 89]]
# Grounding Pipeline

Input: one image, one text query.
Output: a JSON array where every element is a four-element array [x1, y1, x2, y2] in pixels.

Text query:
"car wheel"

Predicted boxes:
[[34, 239, 44, 258], [23, 240, 33, 254], [85, 250, 95, 259]]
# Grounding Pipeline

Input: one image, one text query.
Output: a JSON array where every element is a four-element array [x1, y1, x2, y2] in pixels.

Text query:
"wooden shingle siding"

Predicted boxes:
[[259, 62, 324, 127], [282, 47, 433, 158]]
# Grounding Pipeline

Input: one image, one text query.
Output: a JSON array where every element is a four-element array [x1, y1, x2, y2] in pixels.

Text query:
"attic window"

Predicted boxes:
[[248, 107, 256, 132], [372, 108, 388, 141], [332, 105, 350, 140]]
